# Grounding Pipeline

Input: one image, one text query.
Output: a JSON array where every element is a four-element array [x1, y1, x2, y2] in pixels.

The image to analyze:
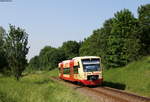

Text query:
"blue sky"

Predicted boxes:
[[0, 0, 150, 60]]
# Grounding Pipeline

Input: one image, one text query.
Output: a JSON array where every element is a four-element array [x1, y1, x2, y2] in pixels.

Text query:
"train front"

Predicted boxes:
[[79, 57, 103, 86]]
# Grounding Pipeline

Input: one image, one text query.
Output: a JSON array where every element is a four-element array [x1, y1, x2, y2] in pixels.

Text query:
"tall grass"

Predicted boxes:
[[104, 56, 150, 97], [0, 70, 90, 102]]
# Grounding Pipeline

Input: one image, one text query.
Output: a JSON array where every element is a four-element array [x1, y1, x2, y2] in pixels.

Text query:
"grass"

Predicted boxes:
[[104, 56, 150, 97], [0, 69, 91, 102], [1, 56, 149, 102]]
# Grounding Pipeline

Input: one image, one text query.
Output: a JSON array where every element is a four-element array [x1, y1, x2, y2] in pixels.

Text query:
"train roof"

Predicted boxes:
[[59, 56, 100, 64], [72, 56, 100, 60]]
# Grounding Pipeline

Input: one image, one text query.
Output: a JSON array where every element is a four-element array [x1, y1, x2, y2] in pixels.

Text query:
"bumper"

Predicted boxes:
[[80, 78, 103, 86]]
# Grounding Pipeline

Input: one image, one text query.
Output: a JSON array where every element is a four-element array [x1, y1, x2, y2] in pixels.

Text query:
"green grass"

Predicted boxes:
[[1, 56, 149, 102], [0, 69, 90, 102], [104, 56, 150, 97]]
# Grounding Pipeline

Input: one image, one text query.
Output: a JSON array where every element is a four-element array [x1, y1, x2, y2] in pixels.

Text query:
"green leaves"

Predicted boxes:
[[61, 40, 80, 59], [0, 27, 8, 73], [28, 40, 81, 71], [28, 46, 66, 70], [4, 25, 29, 80], [138, 4, 150, 55], [80, 9, 142, 69]]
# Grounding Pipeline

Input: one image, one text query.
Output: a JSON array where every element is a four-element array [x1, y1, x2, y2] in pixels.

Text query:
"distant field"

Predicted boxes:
[[104, 56, 150, 97], [0, 70, 90, 102]]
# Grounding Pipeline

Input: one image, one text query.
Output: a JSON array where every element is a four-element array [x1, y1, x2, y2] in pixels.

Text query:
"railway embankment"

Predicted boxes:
[[51, 56, 150, 98], [51, 76, 150, 102], [104, 56, 150, 97]]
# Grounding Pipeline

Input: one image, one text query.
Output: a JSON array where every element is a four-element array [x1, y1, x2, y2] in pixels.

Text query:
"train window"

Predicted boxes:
[[63, 68, 70, 74], [82, 59, 100, 72], [74, 66, 79, 74]]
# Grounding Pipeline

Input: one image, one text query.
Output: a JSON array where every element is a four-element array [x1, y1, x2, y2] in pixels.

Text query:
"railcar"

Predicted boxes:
[[58, 56, 103, 86]]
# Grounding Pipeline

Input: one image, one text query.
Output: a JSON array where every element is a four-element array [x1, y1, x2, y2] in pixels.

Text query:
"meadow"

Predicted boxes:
[[0, 70, 90, 102]]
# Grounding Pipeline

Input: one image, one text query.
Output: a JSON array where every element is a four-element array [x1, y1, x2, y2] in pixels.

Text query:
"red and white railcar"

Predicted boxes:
[[58, 56, 103, 86]]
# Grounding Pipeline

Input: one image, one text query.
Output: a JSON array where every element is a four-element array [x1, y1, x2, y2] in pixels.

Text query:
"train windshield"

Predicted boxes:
[[82, 59, 100, 72]]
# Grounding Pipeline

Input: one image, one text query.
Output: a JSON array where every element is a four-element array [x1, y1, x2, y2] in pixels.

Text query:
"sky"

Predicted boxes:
[[0, 0, 150, 60]]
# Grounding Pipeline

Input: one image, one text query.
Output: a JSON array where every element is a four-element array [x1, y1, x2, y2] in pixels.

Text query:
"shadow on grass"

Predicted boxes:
[[61, 80, 126, 90], [103, 81, 126, 90]]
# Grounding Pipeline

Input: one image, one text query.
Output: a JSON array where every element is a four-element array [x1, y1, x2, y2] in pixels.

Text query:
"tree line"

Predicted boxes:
[[80, 4, 150, 68], [28, 4, 150, 70], [0, 4, 150, 78], [28, 41, 81, 71]]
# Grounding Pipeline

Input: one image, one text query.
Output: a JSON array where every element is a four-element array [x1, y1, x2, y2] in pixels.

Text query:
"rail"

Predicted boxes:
[[50, 77, 150, 102]]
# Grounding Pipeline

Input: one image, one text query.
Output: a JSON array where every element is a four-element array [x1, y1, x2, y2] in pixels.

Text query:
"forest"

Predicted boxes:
[[0, 4, 150, 79]]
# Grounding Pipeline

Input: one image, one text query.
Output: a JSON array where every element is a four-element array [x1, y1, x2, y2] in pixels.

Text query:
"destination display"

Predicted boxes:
[[82, 59, 100, 65]]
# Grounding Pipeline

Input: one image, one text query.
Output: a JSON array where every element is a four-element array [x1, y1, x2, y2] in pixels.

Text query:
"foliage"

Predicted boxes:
[[0, 27, 8, 73], [79, 29, 102, 56], [48, 49, 66, 69], [61, 40, 81, 59], [80, 9, 141, 68], [39, 46, 56, 70], [106, 9, 140, 68], [138, 4, 150, 55], [28, 46, 66, 71], [28, 56, 40, 71], [4, 25, 29, 80], [28, 41, 81, 71]]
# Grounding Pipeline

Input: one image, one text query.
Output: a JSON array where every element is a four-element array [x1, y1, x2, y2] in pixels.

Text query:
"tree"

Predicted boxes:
[[138, 4, 150, 55], [80, 9, 140, 68], [5, 25, 29, 80], [106, 9, 140, 68], [79, 29, 100, 56], [61, 40, 80, 59], [79, 18, 114, 68], [28, 56, 40, 70], [28, 46, 66, 70], [38, 46, 56, 70], [0, 27, 8, 73], [48, 49, 66, 69]]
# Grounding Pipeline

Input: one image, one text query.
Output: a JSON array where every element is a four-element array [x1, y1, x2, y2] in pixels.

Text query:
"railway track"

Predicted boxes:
[[50, 77, 150, 102]]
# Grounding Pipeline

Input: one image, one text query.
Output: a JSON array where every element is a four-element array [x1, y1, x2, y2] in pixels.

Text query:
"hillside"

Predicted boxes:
[[104, 56, 150, 97]]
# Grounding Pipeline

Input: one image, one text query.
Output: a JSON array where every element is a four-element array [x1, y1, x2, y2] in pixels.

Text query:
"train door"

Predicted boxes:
[[78, 60, 85, 80]]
